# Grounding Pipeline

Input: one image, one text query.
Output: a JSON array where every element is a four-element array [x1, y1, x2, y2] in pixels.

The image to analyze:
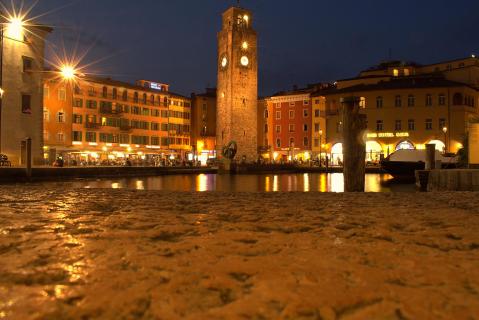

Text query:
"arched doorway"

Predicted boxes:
[[427, 140, 446, 152], [396, 140, 415, 151], [330, 143, 343, 166], [366, 141, 383, 164]]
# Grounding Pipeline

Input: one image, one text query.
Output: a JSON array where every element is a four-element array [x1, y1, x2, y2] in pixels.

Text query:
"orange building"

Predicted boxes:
[[43, 74, 192, 165], [191, 88, 217, 165]]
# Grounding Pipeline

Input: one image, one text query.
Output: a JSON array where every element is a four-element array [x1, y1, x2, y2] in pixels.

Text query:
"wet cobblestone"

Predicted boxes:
[[0, 187, 478, 319]]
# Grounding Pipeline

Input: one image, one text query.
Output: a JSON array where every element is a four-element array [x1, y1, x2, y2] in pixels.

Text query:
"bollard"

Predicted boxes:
[[425, 144, 436, 170], [25, 138, 32, 179], [342, 97, 367, 192]]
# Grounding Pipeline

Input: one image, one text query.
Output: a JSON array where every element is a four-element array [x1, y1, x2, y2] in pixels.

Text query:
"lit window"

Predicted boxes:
[[359, 97, 366, 108], [57, 111, 65, 123], [404, 69, 410, 76], [393, 69, 399, 77]]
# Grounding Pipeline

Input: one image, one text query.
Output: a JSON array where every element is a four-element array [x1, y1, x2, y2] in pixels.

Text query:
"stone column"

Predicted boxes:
[[425, 144, 436, 170], [342, 97, 367, 192]]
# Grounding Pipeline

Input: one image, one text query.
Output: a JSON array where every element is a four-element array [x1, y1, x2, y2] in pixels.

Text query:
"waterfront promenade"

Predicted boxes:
[[0, 188, 478, 319]]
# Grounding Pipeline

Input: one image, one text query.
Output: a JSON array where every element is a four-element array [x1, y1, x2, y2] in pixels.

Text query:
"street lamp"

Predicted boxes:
[[319, 129, 323, 167], [442, 126, 448, 153], [60, 65, 76, 80]]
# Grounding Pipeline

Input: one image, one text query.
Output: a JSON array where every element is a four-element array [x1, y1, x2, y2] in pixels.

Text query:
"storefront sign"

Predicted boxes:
[[367, 132, 410, 138]]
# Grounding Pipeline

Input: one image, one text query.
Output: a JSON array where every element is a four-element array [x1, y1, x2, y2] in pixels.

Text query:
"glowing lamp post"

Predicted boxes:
[[60, 65, 76, 80], [319, 129, 323, 167], [442, 127, 448, 153], [5, 17, 25, 41]]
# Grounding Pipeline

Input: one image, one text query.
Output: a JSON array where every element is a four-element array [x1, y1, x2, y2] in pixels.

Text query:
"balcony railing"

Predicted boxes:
[[100, 107, 124, 116], [119, 125, 133, 132], [85, 122, 101, 129]]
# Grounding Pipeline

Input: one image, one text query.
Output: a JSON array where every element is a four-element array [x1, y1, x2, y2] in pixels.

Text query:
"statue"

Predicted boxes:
[[222, 141, 238, 160]]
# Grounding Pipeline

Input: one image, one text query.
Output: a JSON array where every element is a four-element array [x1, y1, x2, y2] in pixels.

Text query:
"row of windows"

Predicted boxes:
[[44, 85, 191, 108], [375, 93, 476, 108], [70, 114, 191, 133], [273, 124, 310, 133], [73, 100, 191, 119], [264, 109, 320, 119], [272, 100, 310, 108], [69, 131, 190, 146], [275, 109, 309, 119], [375, 118, 447, 131], [275, 137, 309, 148]]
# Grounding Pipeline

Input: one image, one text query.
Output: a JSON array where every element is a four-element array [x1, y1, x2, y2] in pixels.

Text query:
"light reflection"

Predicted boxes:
[[330, 173, 344, 193], [135, 180, 145, 190], [303, 173, 310, 192], [319, 174, 327, 192], [197, 174, 208, 192], [273, 175, 279, 192], [265, 176, 271, 192]]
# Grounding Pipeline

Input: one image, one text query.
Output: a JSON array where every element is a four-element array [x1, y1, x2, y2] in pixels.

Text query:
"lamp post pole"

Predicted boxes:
[[319, 129, 323, 168], [442, 127, 448, 153]]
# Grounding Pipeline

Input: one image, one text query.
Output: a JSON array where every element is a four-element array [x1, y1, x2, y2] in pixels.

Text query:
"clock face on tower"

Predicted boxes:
[[221, 56, 228, 68], [240, 55, 249, 67]]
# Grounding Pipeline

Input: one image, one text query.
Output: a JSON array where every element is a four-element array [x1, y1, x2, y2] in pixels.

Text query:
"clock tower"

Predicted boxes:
[[217, 6, 258, 162]]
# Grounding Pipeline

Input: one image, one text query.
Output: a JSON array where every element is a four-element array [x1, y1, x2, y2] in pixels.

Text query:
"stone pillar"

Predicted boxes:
[[425, 144, 436, 170], [342, 97, 367, 192], [25, 138, 32, 179], [469, 123, 479, 167]]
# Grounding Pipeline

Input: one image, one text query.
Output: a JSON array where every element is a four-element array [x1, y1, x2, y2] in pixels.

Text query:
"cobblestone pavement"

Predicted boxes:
[[0, 187, 478, 319]]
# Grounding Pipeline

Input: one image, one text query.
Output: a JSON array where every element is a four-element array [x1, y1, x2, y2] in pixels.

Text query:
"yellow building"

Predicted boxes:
[[311, 95, 327, 160], [43, 75, 192, 165], [319, 57, 479, 165], [1, 18, 51, 165]]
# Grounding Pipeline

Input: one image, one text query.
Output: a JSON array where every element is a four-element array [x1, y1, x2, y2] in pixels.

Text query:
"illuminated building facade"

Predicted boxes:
[[268, 90, 313, 162], [317, 57, 479, 165], [1, 18, 51, 165], [191, 88, 217, 165], [217, 6, 258, 161], [43, 75, 191, 164]]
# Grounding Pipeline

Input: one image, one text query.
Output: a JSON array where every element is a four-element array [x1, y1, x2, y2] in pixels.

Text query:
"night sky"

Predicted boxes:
[[26, 0, 479, 96]]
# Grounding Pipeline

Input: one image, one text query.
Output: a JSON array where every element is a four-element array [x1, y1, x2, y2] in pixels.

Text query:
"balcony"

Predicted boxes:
[[100, 107, 124, 117], [119, 125, 133, 132], [85, 122, 101, 129]]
